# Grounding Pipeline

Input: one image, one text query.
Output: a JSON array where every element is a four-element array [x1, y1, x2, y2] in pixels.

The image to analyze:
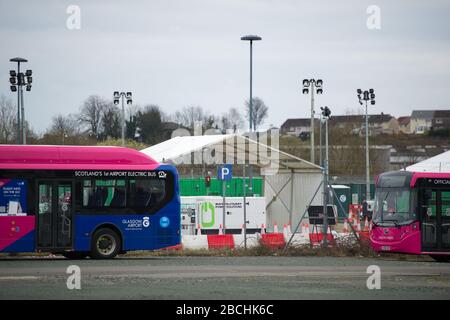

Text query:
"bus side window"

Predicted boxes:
[[129, 180, 151, 207], [129, 179, 165, 209]]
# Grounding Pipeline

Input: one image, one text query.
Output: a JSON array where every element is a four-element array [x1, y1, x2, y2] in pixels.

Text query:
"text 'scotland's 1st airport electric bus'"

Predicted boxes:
[[370, 170, 450, 262], [0, 145, 180, 259]]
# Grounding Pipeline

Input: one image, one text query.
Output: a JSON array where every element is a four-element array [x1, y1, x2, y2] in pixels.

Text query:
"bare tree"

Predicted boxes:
[[218, 108, 244, 133], [78, 95, 108, 138], [49, 114, 79, 137], [245, 97, 268, 131], [0, 95, 16, 143], [173, 106, 217, 131], [223, 108, 244, 133]]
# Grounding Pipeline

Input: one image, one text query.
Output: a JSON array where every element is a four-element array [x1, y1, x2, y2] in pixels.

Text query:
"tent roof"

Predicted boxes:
[[141, 134, 322, 172], [406, 150, 450, 172]]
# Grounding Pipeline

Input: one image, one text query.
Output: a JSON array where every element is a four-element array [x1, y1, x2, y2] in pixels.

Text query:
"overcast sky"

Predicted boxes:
[[1, 0, 449, 133]]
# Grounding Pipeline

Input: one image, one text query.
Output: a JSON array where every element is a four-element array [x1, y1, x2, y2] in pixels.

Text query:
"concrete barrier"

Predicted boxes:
[[233, 234, 259, 248], [181, 235, 209, 250]]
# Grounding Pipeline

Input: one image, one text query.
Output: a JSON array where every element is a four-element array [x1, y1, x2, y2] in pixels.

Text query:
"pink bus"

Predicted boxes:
[[0, 145, 180, 259], [370, 170, 450, 262]]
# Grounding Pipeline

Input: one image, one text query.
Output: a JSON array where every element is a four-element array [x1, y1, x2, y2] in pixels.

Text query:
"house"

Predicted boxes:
[[397, 116, 411, 134], [432, 110, 450, 131], [280, 113, 399, 136], [410, 110, 434, 134], [329, 113, 399, 135], [280, 118, 320, 136], [410, 110, 450, 134]]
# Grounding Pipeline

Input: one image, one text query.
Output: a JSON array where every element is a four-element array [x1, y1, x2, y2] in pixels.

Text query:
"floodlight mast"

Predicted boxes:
[[113, 91, 132, 146], [9, 57, 31, 145], [320, 106, 331, 247], [357, 89, 376, 201], [302, 78, 323, 164]]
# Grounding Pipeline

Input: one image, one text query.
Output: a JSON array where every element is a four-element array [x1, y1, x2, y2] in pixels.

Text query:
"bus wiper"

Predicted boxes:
[[383, 218, 399, 227]]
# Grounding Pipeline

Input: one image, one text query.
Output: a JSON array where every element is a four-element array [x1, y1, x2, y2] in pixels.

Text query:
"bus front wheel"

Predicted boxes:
[[90, 228, 121, 259], [430, 255, 450, 263]]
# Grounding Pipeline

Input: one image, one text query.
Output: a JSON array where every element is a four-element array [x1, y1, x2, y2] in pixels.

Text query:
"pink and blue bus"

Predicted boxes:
[[0, 145, 180, 259], [371, 170, 450, 262]]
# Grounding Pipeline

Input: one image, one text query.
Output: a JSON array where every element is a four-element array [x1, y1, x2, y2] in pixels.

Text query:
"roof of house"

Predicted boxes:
[[398, 116, 411, 125], [433, 110, 450, 118], [281, 113, 394, 129], [329, 113, 393, 125], [280, 118, 319, 129]]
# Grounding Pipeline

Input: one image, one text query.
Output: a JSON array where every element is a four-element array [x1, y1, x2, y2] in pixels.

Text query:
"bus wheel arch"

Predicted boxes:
[[90, 224, 123, 259], [430, 255, 450, 263]]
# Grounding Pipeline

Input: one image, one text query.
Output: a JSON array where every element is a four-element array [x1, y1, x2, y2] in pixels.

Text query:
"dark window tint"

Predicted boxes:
[[129, 179, 165, 208], [82, 180, 126, 208]]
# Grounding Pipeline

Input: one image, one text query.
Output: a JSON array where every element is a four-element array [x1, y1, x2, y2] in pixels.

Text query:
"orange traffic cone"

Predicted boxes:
[[197, 224, 202, 235], [273, 223, 279, 233], [364, 216, 369, 232], [343, 219, 349, 233], [219, 224, 223, 235], [261, 223, 266, 235], [355, 217, 362, 232], [326, 226, 334, 244], [241, 224, 245, 235]]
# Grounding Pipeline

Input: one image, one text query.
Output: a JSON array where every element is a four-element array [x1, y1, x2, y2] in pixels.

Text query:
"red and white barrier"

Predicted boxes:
[[180, 220, 350, 250], [182, 234, 209, 250], [182, 224, 261, 250]]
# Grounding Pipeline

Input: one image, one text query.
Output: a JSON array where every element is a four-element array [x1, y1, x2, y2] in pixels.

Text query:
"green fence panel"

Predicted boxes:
[[179, 177, 263, 197]]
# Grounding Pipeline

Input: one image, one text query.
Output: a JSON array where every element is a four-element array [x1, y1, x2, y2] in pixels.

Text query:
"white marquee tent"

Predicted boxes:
[[141, 134, 324, 230], [406, 150, 450, 172]]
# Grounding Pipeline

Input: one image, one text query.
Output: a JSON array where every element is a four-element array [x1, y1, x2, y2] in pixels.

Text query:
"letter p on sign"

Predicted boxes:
[[218, 164, 232, 181]]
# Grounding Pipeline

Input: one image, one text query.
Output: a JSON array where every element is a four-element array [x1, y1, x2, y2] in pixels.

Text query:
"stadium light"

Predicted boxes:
[[9, 57, 32, 144], [357, 88, 376, 201], [302, 78, 324, 164], [113, 91, 133, 146]]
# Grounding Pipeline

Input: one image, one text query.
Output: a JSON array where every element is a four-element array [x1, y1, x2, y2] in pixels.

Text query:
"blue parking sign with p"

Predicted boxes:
[[218, 164, 232, 181]]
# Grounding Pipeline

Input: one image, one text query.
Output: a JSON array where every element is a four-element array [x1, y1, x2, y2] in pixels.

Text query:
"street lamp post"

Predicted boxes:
[[357, 89, 376, 201], [302, 79, 323, 164], [241, 34, 261, 249], [320, 106, 331, 246], [113, 91, 132, 146], [9, 57, 32, 145], [241, 35, 262, 132]]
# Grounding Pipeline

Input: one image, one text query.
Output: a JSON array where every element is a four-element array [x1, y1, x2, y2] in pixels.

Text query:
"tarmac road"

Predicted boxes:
[[0, 255, 449, 299]]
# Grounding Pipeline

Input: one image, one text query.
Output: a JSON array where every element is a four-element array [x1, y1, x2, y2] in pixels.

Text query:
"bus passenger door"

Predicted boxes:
[[421, 189, 438, 251], [441, 191, 450, 250], [37, 181, 73, 250]]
